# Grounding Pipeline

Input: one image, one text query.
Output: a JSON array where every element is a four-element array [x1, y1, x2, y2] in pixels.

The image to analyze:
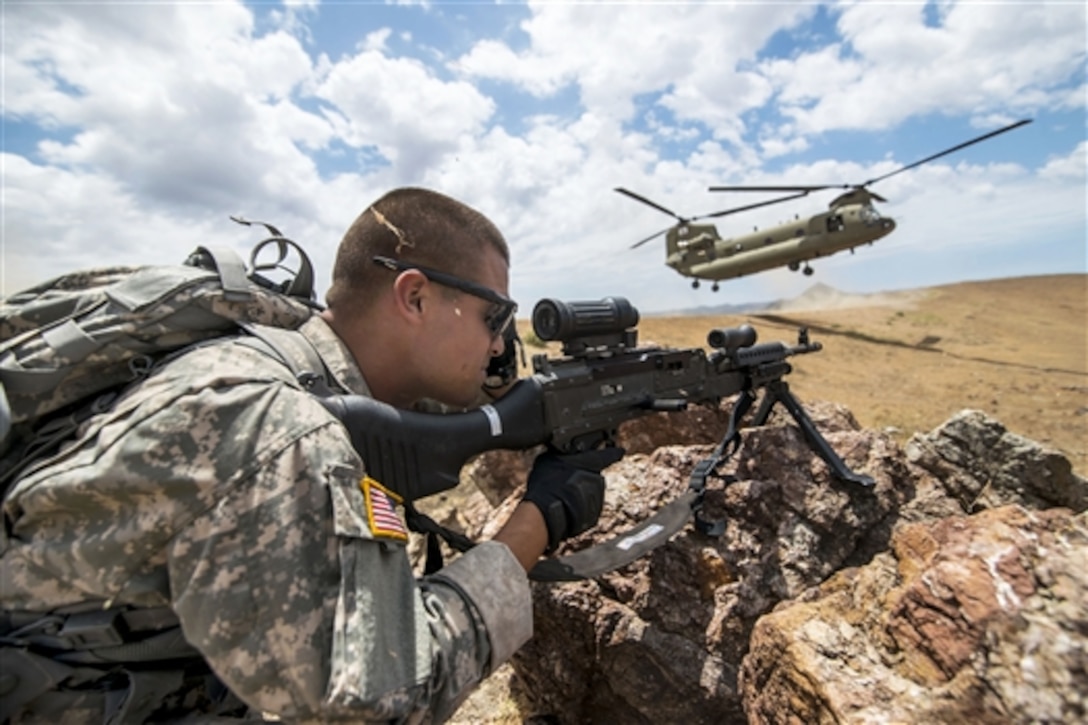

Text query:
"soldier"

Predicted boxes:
[[1, 187, 621, 722]]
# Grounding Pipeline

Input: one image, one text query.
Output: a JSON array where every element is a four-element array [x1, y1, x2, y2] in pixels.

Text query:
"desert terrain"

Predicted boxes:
[[516, 273, 1088, 476]]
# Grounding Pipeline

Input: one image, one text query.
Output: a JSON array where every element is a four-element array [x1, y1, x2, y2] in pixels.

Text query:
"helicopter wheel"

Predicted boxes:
[[711, 283, 720, 292], [692, 280, 700, 289], [803, 265, 814, 276], [788, 261, 800, 272]]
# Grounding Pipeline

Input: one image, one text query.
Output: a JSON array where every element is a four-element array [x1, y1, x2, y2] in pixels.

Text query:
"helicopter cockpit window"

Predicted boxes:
[[827, 215, 845, 233], [860, 206, 881, 225]]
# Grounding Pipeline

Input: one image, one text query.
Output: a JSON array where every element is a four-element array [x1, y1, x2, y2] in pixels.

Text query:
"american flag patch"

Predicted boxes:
[[360, 476, 408, 542]]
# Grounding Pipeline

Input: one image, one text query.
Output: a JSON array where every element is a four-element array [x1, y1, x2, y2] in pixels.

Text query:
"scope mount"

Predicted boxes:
[[559, 329, 638, 358]]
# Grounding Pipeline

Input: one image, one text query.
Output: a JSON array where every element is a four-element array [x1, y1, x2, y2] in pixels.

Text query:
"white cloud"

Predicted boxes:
[[3, 2, 325, 216], [770, 2, 1085, 135], [362, 28, 394, 53], [315, 49, 495, 177], [1039, 141, 1087, 181], [455, 3, 814, 129]]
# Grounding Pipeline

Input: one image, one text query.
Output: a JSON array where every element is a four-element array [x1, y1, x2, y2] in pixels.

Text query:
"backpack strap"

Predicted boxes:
[[184, 246, 251, 300], [0, 647, 76, 722], [0, 604, 211, 723], [248, 237, 318, 304], [234, 323, 343, 397]]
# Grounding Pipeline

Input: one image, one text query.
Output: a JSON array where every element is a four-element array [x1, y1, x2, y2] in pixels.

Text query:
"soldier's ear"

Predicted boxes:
[[391, 269, 428, 321]]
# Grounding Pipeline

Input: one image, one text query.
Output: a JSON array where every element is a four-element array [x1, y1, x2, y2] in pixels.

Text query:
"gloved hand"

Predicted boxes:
[[523, 446, 625, 553]]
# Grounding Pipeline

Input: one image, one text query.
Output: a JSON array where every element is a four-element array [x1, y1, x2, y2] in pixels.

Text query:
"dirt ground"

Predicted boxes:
[[517, 273, 1088, 476]]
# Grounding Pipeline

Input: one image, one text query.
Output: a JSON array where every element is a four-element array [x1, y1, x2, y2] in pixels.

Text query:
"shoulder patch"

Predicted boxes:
[[360, 476, 408, 542]]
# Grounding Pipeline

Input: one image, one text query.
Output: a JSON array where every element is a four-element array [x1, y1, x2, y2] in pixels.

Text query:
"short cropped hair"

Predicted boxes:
[[326, 187, 510, 313]]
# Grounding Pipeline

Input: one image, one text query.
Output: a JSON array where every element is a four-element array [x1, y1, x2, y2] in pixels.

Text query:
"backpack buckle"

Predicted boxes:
[[57, 609, 127, 648]]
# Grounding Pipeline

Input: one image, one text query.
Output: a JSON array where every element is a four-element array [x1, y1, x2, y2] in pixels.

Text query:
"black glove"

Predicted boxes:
[[523, 446, 625, 552]]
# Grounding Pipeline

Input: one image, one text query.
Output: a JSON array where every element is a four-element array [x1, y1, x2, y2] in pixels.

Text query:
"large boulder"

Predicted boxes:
[[740, 505, 1087, 724], [904, 408, 1087, 515]]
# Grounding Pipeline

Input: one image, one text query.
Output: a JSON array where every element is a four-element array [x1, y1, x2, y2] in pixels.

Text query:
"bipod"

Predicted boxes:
[[750, 380, 875, 488], [689, 382, 875, 538], [529, 383, 874, 581]]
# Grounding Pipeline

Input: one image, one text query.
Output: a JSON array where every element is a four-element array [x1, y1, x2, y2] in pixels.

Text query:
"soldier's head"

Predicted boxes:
[[325, 187, 515, 408], [327, 187, 510, 314]]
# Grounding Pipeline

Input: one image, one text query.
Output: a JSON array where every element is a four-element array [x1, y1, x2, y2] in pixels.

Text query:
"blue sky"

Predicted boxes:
[[3, 0, 1085, 313]]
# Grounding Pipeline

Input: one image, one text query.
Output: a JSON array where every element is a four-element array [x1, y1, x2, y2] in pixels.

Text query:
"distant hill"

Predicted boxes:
[[655, 281, 921, 317], [653, 299, 773, 317]]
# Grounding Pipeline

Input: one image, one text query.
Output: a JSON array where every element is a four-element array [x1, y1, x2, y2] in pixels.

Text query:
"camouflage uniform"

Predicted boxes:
[[1, 316, 533, 723]]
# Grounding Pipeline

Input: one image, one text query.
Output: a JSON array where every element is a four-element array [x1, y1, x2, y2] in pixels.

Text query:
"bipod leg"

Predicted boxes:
[[689, 389, 756, 537], [757, 380, 875, 488]]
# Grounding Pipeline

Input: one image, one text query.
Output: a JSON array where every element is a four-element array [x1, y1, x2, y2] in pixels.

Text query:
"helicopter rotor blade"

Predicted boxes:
[[862, 118, 1033, 187], [697, 191, 813, 219], [710, 118, 1031, 197], [630, 226, 673, 250], [615, 187, 686, 221], [708, 184, 843, 193]]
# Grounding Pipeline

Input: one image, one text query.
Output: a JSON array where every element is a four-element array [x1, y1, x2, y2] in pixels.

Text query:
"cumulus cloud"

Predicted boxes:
[[767, 2, 1085, 136], [314, 49, 495, 176]]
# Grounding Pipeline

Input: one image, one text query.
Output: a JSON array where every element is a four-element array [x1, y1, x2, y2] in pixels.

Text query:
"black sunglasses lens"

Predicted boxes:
[[486, 302, 515, 336]]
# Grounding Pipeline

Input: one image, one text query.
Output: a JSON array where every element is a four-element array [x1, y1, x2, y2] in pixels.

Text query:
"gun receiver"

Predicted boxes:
[[319, 296, 872, 504]]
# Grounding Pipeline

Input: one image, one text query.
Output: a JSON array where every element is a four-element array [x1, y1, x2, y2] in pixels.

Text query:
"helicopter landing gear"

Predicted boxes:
[[692, 280, 700, 289], [788, 261, 800, 272], [803, 265, 814, 276], [712, 282, 720, 292]]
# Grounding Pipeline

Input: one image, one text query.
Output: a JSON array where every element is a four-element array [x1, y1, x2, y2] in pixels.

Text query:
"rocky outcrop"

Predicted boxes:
[[904, 408, 1087, 515], [741, 505, 1087, 724], [444, 403, 1087, 724]]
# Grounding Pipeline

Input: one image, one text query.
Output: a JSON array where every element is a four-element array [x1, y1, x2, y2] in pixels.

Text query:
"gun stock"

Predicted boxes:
[[320, 378, 547, 502]]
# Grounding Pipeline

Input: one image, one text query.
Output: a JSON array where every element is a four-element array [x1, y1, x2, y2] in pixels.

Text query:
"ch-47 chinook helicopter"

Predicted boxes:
[[617, 118, 1032, 291]]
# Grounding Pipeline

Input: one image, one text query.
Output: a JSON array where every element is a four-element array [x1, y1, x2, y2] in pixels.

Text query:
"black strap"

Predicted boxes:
[[403, 503, 477, 576], [688, 388, 756, 537], [0, 648, 72, 722], [529, 489, 701, 581]]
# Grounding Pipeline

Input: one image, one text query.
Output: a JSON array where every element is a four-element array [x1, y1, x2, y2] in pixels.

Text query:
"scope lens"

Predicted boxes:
[[531, 297, 639, 341]]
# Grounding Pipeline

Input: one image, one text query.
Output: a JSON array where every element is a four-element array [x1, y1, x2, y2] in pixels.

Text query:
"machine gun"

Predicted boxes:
[[319, 297, 874, 580]]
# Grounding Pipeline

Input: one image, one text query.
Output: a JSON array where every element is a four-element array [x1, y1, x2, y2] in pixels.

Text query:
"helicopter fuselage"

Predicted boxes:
[[665, 202, 896, 281]]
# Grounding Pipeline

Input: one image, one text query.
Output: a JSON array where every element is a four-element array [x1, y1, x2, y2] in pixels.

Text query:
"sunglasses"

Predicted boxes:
[[373, 255, 517, 338]]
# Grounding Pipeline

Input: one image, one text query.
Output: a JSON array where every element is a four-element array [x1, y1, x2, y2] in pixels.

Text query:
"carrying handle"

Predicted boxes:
[[230, 216, 319, 306]]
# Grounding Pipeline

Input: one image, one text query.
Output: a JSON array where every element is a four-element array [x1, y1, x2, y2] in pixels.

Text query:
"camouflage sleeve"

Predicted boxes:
[[166, 388, 532, 722]]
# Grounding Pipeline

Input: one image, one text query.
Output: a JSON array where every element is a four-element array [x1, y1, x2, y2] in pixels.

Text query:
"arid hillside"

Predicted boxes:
[[518, 273, 1087, 476]]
